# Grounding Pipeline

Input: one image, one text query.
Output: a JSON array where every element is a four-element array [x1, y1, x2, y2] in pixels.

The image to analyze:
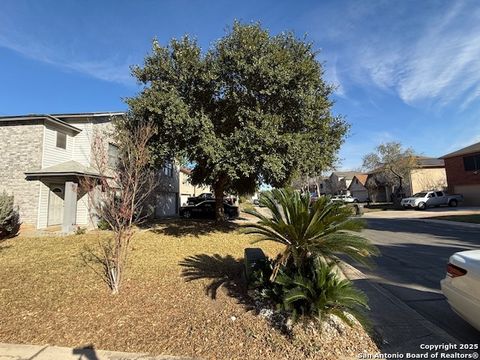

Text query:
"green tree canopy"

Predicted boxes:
[[127, 22, 348, 220]]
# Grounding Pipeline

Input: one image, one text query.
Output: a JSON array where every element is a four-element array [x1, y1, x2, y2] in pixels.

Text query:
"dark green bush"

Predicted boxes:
[[75, 226, 87, 235], [249, 256, 369, 326], [0, 191, 21, 240], [96, 218, 111, 231]]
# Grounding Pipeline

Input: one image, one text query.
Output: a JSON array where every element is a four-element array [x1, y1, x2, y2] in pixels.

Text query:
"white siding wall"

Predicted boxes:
[[71, 122, 93, 166], [42, 124, 75, 168], [37, 182, 50, 229], [74, 118, 112, 226], [38, 120, 108, 228], [76, 191, 89, 225]]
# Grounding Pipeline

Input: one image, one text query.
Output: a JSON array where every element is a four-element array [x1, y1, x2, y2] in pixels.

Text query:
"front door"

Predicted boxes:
[[48, 185, 65, 226]]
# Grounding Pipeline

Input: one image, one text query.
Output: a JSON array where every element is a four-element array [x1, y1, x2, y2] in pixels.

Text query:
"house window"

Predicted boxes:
[[163, 162, 173, 177], [56, 131, 67, 149], [463, 154, 480, 171], [108, 143, 119, 168]]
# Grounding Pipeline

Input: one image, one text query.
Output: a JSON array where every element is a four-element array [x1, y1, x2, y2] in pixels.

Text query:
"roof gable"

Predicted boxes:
[[441, 142, 480, 159]]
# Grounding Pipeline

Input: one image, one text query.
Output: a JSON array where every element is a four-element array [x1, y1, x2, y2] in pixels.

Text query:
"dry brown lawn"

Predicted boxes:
[[0, 219, 378, 359]]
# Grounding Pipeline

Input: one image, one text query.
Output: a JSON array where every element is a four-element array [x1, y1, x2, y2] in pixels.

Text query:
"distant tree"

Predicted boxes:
[[127, 22, 348, 221], [362, 142, 418, 201]]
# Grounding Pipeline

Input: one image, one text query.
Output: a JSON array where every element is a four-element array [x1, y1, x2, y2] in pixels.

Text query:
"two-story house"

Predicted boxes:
[[441, 141, 480, 205], [327, 171, 357, 195], [0, 112, 179, 233], [179, 167, 211, 206], [365, 157, 446, 203]]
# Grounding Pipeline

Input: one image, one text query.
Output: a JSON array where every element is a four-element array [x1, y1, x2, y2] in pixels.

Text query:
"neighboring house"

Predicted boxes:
[[327, 171, 357, 195], [0, 112, 179, 232], [179, 167, 211, 206], [365, 157, 446, 203], [306, 176, 329, 196], [408, 157, 447, 195], [155, 161, 180, 217], [348, 174, 369, 202], [441, 142, 480, 206]]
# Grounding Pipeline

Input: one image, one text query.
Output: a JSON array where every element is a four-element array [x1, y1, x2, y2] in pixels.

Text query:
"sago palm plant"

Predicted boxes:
[[243, 188, 378, 279], [276, 259, 369, 325]]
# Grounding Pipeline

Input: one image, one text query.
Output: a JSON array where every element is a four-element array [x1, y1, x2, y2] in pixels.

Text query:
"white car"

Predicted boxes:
[[331, 195, 359, 203], [440, 250, 480, 331], [401, 191, 463, 210]]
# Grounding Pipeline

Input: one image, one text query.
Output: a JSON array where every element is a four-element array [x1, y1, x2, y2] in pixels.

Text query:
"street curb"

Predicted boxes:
[[342, 263, 462, 346], [363, 214, 480, 229], [0, 343, 193, 360], [412, 218, 480, 229]]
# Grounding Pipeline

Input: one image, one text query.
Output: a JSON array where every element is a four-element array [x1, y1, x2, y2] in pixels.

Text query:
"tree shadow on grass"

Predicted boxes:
[[148, 218, 240, 237], [179, 253, 254, 309]]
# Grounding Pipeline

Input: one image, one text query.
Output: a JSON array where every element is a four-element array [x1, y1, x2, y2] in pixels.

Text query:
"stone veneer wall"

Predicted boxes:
[[0, 121, 44, 226]]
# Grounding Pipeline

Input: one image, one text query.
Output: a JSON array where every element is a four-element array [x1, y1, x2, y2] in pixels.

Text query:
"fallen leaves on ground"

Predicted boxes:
[[0, 219, 379, 359]]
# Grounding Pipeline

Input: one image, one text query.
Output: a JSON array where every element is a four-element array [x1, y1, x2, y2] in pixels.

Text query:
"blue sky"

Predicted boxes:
[[1, 0, 480, 170]]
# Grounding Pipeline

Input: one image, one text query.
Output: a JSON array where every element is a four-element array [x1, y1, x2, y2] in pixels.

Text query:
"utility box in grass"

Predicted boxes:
[[244, 247, 267, 283]]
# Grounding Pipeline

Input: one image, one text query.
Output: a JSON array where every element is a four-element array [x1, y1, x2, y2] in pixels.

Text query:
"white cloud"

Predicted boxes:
[[324, 58, 345, 97], [332, 1, 480, 109], [0, 30, 135, 86]]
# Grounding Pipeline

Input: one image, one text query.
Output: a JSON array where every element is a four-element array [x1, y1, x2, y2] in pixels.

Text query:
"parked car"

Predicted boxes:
[[180, 200, 239, 219], [331, 195, 359, 203], [187, 192, 214, 205], [440, 250, 480, 331], [400, 191, 463, 210]]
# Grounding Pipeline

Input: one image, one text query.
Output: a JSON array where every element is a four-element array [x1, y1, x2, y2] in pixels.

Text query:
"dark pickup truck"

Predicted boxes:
[[187, 192, 214, 205]]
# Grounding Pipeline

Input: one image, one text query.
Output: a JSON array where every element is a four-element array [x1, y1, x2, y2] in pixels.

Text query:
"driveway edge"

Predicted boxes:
[[0, 343, 193, 360]]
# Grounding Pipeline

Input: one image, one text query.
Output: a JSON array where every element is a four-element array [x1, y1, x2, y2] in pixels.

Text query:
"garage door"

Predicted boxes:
[[155, 192, 178, 217], [454, 185, 480, 206]]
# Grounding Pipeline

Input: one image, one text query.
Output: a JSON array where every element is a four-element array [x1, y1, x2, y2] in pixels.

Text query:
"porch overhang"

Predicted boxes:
[[24, 160, 102, 181]]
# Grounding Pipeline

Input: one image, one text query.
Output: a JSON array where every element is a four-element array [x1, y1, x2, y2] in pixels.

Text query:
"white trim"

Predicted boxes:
[[41, 125, 46, 168], [36, 126, 47, 229]]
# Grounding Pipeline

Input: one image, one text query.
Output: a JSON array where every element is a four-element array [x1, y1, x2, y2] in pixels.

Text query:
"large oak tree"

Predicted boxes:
[[127, 22, 348, 220]]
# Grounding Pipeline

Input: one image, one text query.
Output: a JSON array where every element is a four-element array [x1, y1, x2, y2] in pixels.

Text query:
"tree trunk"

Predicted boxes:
[[213, 176, 227, 222]]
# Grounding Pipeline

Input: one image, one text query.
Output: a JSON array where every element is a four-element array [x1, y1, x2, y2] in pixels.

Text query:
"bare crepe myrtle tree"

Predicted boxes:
[[81, 117, 158, 294]]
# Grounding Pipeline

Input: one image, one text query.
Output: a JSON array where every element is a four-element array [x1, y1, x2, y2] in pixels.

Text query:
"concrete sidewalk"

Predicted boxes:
[[0, 343, 192, 360], [363, 207, 480, 229], [342, 264, 463, 353]]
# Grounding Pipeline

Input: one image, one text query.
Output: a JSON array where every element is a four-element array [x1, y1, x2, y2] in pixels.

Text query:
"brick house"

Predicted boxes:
[[0, 112, 179, 233], [441, 142, 480, 206]]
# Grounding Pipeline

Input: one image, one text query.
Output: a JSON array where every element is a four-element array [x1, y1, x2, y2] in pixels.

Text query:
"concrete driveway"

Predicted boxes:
[[358, 217, 480, 343]]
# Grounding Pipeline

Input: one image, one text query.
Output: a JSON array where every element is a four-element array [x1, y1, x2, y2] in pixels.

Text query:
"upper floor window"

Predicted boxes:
[[56, 131, 67, 149], [163, 162, 173, 177], [463, 154, 480, 171], [108, 143, 120, 168]]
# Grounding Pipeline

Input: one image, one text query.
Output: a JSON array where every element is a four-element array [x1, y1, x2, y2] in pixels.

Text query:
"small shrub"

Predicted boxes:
[[0, 191, 21, 240], [74, 226, 87, 235], [249, 256, 369, 327], [96, 218, 111, 230]]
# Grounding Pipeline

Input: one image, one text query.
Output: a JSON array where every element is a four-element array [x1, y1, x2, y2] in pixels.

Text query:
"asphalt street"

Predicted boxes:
[[359, 218, 480, 343]]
